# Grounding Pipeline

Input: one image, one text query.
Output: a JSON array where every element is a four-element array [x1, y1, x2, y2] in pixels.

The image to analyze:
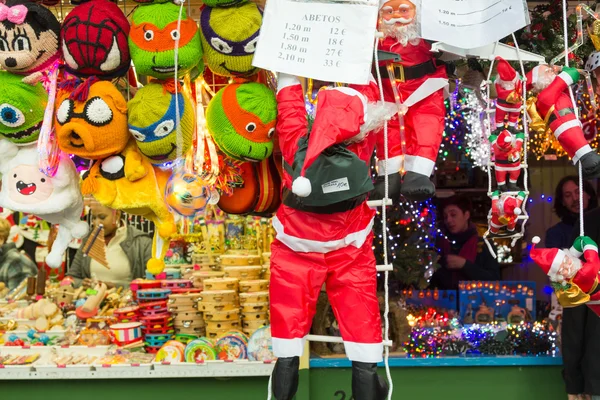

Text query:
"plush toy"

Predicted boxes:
[[494, 56, 522, 135], [0, 0, 61, 81], [0, 71, 47, 145], [489, 129, 523, 192], [127, 82, 194, 165], [55, 79, 129, 160], [129, 3, 203, 80], [489, 190, 525, 235], [0, 145, 88, 268], [206, 83, 276, 162], [81, 139, 176, 275], [527, 65, 600, 179], [60, 0, 130, 78], [530, 236, 600, 316], [200, 3, 261, 77], [202, 0, 246, 6]]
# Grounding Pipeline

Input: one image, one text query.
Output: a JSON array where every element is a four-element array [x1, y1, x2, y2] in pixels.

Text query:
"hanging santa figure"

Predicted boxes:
[[527, 65, 600, 178], [371, 0, 448, 202], [530, 236, 600, 316], [489, 129, 523, 192], [494, 56, 523, 135], [489, 190, 525, 235], [269, 71, 392, 400]]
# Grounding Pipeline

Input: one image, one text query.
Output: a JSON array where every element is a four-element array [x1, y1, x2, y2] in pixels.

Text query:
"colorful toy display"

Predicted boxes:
[[458, 281, 535, 324]]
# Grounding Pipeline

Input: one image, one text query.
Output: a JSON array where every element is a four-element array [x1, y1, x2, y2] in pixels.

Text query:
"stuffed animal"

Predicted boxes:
[[60, 0, 130, 78], [206, 82, 276, 162], [489, 190, 525, 235], [0, 71, 47, 145], [0, 145, 89, 268], [55, 79, 129, 160], [200, 3, 261, 77], [129, 3, 203, 80], [127, 82, 194, 165], [81, 139, 176, 275], [0, 0, 61, 81], [202, 0, 246, 6]]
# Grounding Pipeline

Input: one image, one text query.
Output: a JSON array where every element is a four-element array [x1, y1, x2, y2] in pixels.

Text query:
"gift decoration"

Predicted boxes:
[[55, 79, 129, 160], [0, 0, 61, 79], [0, 71, 47, 145], [60, 0, 131, 78], [200, 2, 262, 77], [128, 81, 194, 165], [129, 2, 203, 80], [0, 145, 89, 268], [206, 82, 276, 162]]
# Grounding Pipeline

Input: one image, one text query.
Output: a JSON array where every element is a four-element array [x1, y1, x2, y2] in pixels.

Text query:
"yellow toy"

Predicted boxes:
[[81, 139, 176, 275]]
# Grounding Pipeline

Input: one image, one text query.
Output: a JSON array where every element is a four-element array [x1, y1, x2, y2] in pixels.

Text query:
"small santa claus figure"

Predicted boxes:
[[527, 65, 600, 179], [530, 236, 600, 315], [489, 129, 523, 192], [371, 0, 448, 202], [489, 190, 525, 235], [494, 56, 522, 134]]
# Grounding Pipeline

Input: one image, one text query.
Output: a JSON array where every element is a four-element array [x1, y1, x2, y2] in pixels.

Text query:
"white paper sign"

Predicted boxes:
[[252, 0, 379, 85], [420, 0, 530, 50]]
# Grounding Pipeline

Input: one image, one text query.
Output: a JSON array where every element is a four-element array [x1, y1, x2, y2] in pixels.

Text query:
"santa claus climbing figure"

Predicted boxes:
[[494, 56, 523, 135], [489, 129, 523, 192], [371, 0, 448, 202], [489, 190, 525, 236], [527, 65, 600, 178]]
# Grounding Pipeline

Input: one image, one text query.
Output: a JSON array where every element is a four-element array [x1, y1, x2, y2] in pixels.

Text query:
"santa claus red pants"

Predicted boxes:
[[494, 162, 521, 185], [495, 105, 521, 128], [490, 216, 516, 234], [270, 234, 383, 363]]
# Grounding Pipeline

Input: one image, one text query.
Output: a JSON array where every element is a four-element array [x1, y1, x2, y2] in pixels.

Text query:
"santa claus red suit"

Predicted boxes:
[[269, 73, 388, 400], [527, 65, 600, 178], [373, 0, 448, 201], [494, 57, 522, 134], [489, 129, 523, 192], [489, 190, 525, 234]]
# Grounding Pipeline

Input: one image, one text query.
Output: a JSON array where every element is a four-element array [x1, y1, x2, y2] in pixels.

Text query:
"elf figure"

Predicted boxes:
[[530, 236, 600, 316], [489, 190, 525, 235], [270, 72, 391, 400], [494, 56, 522, 134], [489, 129, 523, 192], [372, 0, 448, 202], [526, 65, 600, 178]]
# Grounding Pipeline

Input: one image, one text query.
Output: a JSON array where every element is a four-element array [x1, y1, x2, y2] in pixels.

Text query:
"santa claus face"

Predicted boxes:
[[380, 0, 416, 26], [533, 65, 559, 92]]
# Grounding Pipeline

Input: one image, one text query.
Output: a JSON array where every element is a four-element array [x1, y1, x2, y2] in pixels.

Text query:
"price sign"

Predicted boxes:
[[420, 0, 529, 49], [252, 0, 379, 85]]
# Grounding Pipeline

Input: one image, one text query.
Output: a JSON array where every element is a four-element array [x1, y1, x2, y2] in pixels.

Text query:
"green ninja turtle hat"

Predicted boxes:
[[0, 71, 48, 144]]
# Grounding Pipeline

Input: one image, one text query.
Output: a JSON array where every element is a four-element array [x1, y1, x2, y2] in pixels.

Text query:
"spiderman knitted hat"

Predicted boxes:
[[129, 3, 203, 80], [128, 82, 194, 165], [206, 82, 276, 162], [0, 71, 47, 144], [200, 2, 262, 77], [61, 0, 131, 79]]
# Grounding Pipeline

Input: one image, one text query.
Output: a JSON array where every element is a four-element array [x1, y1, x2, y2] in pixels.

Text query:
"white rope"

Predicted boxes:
[[373, 31, 393, 400], [266, 372, 272, 400]]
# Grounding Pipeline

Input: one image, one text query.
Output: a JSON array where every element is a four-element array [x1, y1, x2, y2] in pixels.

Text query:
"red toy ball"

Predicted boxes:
[[60, 0, 130, 78]]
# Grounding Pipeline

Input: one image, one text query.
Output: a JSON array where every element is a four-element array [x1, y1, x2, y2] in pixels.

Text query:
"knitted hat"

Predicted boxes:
[[292, 87, 367, 197], [55, 79, 129, 159], [530, 236, 566, 280], [131, 0, 173, 4], [206, 82, 276, 162], [525, 65, 545, 92], [0, 71, 47, 144], [129, 3, 203, 80], [202, 0, 247, 7], [128, 82, 194, 165], [0, 0, 61, 75], [495, 56, 517, 82], [200, 3, 262, 77], [61, 0, 130, 79]]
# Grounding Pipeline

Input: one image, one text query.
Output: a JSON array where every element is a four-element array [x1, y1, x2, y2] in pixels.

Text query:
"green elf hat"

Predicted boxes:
[[200, 2, 262, 77], [0, 71, 47, 145], [206, 82, 276, 162]]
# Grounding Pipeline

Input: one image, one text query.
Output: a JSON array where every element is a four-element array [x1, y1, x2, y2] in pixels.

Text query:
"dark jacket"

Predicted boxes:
[[67, 226, 152, 287], [0, 242, 38, 290], [546, 213, 579, 249], [562, 208, 600, 395], [429, 225, 501, 290]]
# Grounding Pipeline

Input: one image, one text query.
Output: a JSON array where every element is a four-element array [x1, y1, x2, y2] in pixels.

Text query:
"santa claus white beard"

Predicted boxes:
[[533, 73, 556, 92], [496, 77, 516, 91], [380, 19, 421, 46], [551, 252, 582, 283]]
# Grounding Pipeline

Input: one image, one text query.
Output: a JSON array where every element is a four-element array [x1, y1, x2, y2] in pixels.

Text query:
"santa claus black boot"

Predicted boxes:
[[351, 361, 389, 400], [271, 356, 300, 400], [371, 172, 402, 203], [507, 182, 520, 192], [580, 152, 600, 179], [401, 171, 435, 202], [497, 183, 508, 192]]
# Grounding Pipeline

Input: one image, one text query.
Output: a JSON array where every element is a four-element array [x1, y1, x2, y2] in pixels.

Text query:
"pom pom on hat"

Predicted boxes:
[[514, 207, 522, 215], [532, 236, 541, 245], [292, 176, 312, 197]]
